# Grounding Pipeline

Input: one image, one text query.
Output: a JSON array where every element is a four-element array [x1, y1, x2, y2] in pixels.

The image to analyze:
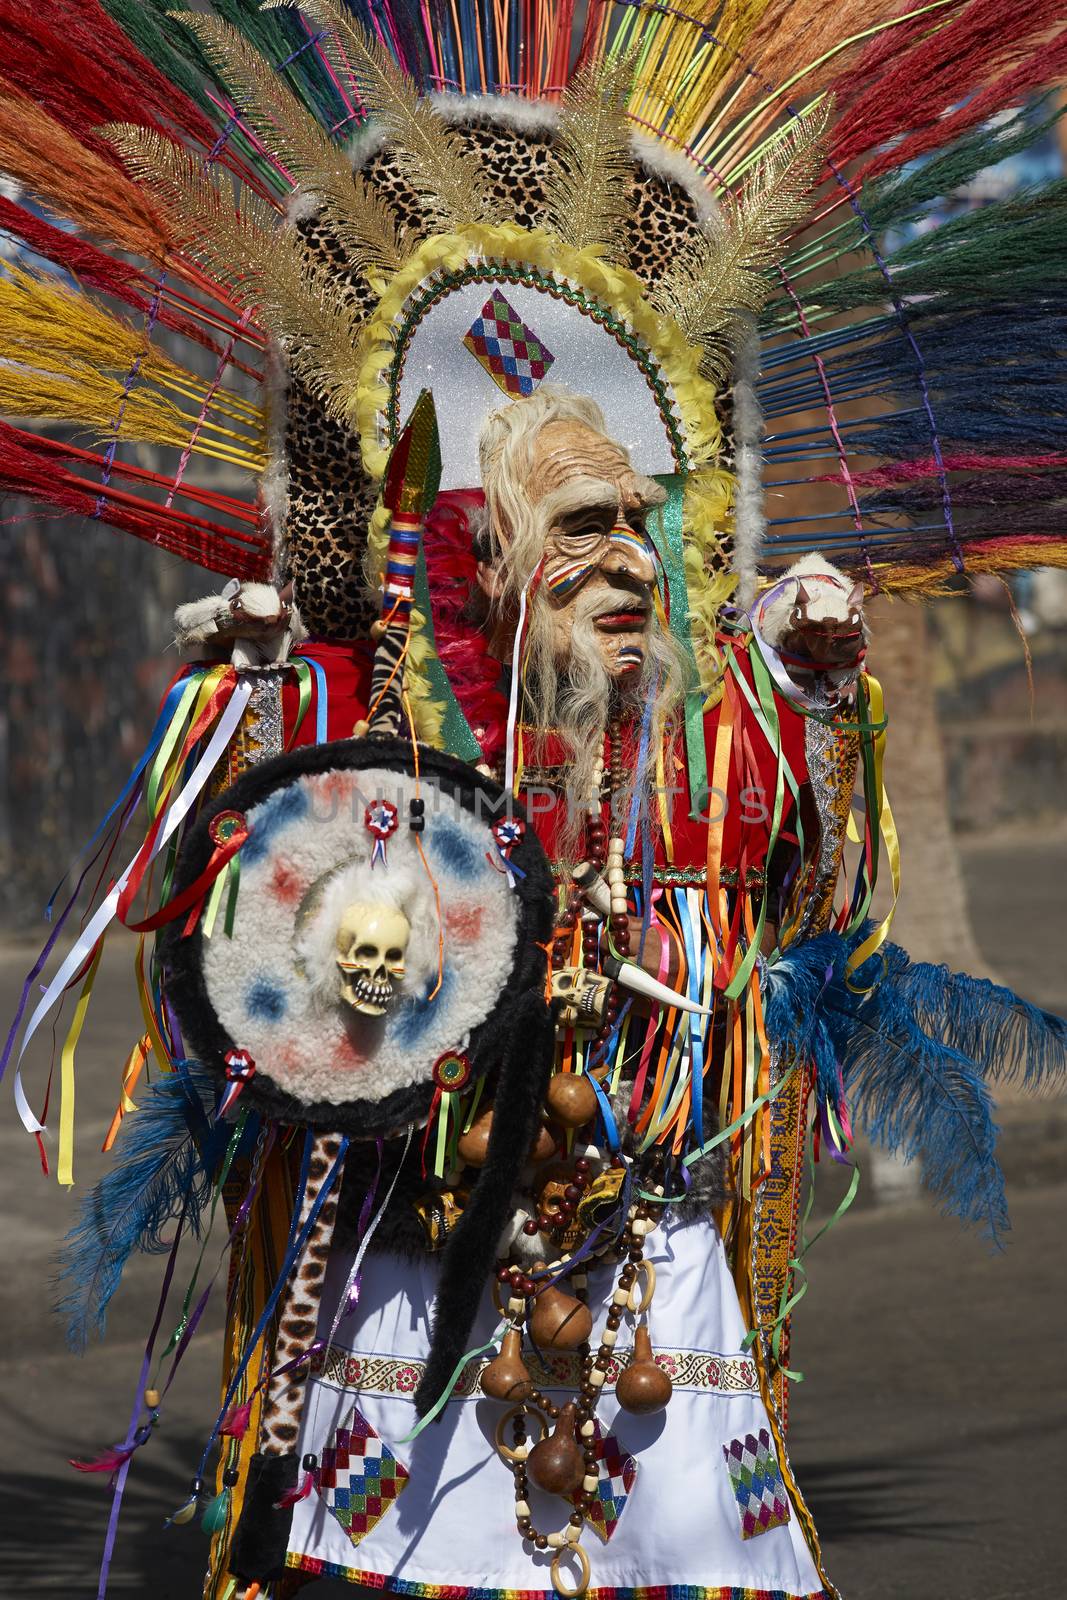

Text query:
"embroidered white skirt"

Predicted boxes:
[[286, 1215, 828, 1599]]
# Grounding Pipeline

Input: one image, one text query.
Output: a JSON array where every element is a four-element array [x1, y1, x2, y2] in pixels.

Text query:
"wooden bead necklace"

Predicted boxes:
[[492, 1181, 671, 1597]]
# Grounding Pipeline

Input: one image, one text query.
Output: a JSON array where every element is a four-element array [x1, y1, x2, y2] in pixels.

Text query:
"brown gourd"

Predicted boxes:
[[527, 1123, 557, 1163], [616, 1324, 672, 1414], [456, 1105, 494, 1167], [527, 1271, 593, 1351], [480, 1327, 534, 1402], [527, 1401, 584, 1495], [545, 1073, 598, 1130]]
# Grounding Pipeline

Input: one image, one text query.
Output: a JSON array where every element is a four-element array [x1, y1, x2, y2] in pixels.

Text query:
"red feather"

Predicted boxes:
[[0, 420, 271, 579], [831, 0, 1067, 181], [423, 490, 509, 769], [71, 1444, 135, 1475]]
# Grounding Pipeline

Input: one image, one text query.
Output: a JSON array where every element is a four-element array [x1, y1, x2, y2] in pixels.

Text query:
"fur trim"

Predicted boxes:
[[344, 121, 389, 173], [731, 316, 765, 613], [431, 92, 559, 133], [629, 132, 718, 224], [160, 736, 554, 1139], [229, 1452, 298, 1583], [262, 338, 290, 581]]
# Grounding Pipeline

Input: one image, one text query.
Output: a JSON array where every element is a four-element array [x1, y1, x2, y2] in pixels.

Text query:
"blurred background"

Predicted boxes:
[[1, 69, 1066, 1600]]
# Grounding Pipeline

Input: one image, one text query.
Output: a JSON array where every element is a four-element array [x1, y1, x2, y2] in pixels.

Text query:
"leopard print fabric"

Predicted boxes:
[[283, 115, 728, 638]]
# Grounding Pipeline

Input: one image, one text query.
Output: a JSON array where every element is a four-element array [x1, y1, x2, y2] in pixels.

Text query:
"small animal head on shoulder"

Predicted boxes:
[[757, 554, 868, 668]]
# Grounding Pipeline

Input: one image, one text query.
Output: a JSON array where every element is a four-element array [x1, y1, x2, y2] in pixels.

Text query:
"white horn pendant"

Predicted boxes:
[[603, 956, 712, 1017], [572, 861, 611, 917]]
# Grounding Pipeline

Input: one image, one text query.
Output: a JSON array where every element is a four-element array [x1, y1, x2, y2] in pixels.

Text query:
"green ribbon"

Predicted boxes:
[[716, 641, 809, 1000], [681, 1063, 798, 1167], [395, 1318, 507, 1442], [743, 1117, 861, 1379], [285, 658, 314, 749], [650, 475, 707, 821], [412, 546, 483, 763], [155, 1114, 249, 1368]]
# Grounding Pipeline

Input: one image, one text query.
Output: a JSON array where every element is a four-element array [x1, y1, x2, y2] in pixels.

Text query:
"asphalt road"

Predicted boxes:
[[0, 835, 1063, 1598]]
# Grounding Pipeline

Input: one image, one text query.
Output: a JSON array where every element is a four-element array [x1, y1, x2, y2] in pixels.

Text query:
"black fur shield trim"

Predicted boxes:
[[228, 1451, 297, 1583], [414, 984, 555, 1416], [159, 734, 554, 1138]]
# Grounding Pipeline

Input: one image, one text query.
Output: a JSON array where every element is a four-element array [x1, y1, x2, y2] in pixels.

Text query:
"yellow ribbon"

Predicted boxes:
[[845, 673, 901, 983], [57, 941, 104, 1188]]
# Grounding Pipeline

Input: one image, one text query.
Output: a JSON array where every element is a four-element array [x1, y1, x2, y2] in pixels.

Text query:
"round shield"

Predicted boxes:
[[160, 736, 554, 1136]]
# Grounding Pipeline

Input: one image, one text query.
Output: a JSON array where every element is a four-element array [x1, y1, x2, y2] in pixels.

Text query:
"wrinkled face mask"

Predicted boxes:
[[521, 419, 665, 682]]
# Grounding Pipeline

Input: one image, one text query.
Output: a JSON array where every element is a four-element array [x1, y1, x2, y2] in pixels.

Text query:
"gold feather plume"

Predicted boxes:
[[106, 125, 368, 428], [539, 51, 637, 264], [654, 101, 830, 383], [268, 0, 490, 231], [173, 11, 409, 284]]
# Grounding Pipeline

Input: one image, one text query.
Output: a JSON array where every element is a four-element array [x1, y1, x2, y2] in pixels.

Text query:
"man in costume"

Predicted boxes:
[[4, 6, 1067, 1600]]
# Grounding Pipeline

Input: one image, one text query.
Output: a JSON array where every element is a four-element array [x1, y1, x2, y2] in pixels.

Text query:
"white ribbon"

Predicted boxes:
[[323, 1126, 413, 1354], [13, 678, 254, 1137], [504, 574, 534, 798]]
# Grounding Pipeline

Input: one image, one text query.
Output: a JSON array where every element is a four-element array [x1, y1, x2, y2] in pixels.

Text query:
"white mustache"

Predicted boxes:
[[571, 584, 653, 625]]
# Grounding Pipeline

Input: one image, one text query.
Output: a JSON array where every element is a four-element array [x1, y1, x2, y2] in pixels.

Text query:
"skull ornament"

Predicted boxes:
[[335, 901, 410, 1016], [551, 966, 612, 1031]]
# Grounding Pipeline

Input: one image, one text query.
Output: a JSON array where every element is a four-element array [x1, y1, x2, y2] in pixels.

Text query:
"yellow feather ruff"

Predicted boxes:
[[352, 222, 722, 482]]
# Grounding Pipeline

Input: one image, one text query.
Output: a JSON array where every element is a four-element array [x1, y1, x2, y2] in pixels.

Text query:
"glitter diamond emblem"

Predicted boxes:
[[316, 1408, 409, 1546], [462, 292, 555, 397], [567, 1421, 637, 1542], [722, 1428, 791, 1540]]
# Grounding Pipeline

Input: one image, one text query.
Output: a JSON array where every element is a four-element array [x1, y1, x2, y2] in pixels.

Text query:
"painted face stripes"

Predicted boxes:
[[544, 526, 656, 603]]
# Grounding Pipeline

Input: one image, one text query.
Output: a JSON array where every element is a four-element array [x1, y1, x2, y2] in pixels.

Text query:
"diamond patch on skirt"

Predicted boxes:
[[316, 1408, 409, 1546], [568, 1420, 637, 1542], [462, 292, 555, 398], [722, 1428, 791, 1540]]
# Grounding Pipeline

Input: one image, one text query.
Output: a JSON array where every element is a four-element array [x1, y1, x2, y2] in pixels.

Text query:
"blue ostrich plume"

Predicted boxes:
[[765, 925, 1067, 1244], [55, 1060, 233, 1351]]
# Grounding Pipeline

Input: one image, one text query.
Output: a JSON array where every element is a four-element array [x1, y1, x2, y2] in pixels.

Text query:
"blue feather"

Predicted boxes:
[[875, 946, 1067, 1091], [763, 931, 848, 1113], [54, 1060, 232, 1352], [821, 965, 1009, 1246], [762, 922, 1067, 1243]]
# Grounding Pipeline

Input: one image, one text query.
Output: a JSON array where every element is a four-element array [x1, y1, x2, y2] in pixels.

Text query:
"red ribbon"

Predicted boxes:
[[119, 815, 248, 934]]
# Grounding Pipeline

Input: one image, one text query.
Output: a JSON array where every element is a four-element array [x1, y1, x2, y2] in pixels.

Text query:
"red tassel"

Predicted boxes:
[[0, 0, 267, 194], [0, 420, 270, 580], [832, 0, 1067, 180]]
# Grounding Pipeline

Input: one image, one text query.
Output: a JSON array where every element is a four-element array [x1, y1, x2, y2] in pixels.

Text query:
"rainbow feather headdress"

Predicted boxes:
[[1, 0, 1067, 635]]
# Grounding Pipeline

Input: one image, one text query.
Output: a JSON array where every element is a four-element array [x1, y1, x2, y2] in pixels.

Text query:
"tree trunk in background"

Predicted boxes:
[[866, 594, 986, 973]]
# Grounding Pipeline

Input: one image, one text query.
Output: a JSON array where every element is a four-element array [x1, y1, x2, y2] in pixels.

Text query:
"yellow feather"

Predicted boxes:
[[0, 262, 265, 458], [106, 124, 367, 431], [539, 51, 636, 264], [653, 102, 830, 383], [270, 0, 491, 231], [173, 11, 409, 284]]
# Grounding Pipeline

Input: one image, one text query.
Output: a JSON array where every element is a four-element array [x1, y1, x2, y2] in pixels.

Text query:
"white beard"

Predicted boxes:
[[521, 583, 688, 862]]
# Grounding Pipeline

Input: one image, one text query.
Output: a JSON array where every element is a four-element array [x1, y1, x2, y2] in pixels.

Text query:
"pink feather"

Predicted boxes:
[[273, 1470, 314, 1509], [219, 1399, 255, 1440]]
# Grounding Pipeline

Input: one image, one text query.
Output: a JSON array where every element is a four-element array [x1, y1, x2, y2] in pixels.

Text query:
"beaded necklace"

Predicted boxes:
[[483, 720, 673, 1598]]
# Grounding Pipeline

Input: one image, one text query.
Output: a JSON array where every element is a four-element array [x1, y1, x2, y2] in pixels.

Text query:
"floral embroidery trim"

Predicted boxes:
[[309, 1345, 760, 1399]]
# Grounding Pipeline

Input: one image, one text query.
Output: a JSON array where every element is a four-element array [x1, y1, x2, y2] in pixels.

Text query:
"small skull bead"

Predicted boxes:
[[551, 966, 612, 1031], [335, 901, 410, 1016]]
